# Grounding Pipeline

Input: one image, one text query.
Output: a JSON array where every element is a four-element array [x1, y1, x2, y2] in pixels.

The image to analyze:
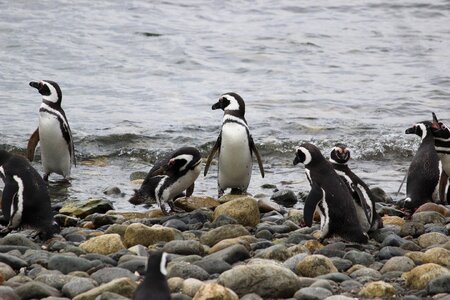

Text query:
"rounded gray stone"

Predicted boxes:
[[162, 240, 205, 256], [14, 281, 61, 299], [48, 255, 96, 274], [426, 274, 450, 294], [167, 262, 209, 280], [343, 250, 374, 266], [62, 277, 97, 299], [0, 286, 20, 300], [294, 287, 332, 300], [90, 267, 137, 284]]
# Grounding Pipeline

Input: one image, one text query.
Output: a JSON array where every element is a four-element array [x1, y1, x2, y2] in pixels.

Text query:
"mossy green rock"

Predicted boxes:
[[402, 263, 450, 289], [59, 199, 114, 219], [358, 281, 396, 298]]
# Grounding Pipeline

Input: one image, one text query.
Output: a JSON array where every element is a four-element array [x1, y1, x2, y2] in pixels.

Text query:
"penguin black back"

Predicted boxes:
[[0, 150, 57, 240], [294, 143, 368, 243], [132, 251, 170, 300], [403, 121, 440, 210]]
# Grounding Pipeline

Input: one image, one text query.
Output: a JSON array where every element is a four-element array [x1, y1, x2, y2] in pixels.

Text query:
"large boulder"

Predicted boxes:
[[213, 196, 260, 227], [200, 225, 251, 247], [59, 199, 114, 218], [402, 263, 450, 289], [123, 224, 181, 247], [79, 234, 125, 255]]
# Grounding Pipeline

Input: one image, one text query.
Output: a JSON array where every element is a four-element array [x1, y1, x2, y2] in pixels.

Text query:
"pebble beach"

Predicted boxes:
[[0, 187, 449, 300]]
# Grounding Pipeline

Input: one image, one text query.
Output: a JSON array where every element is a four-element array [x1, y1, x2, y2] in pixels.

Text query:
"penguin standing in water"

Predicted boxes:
[[204, 92, 264, 197], [329, 143, 382, 232], [132, 251, 170, 300], [129, 147, 202, 214], [0, 150, 58, 240], [432, 112, 450, 204], [28, 80, 75, 181], [293, 143, 368, 243], [402, 121, 440, 210]]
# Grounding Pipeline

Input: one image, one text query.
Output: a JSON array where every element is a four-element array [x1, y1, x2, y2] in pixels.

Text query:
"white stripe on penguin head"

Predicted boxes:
[[222, 94, 240, 111], [297, 146, 312, 165], [41, 81, 60, 103]]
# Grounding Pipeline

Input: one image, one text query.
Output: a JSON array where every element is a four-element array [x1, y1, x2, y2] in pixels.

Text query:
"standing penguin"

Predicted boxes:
[[431, 112, 450, 203], [294, 143, 368, 243], [402, 121, 440, 210], [329, 143, 382, 232], [28, 80, 75, 181], [204, 92, 264, 197], [132, 251, 170, 300], [0, 150, 58, 240], [129, 147, 202, 214]]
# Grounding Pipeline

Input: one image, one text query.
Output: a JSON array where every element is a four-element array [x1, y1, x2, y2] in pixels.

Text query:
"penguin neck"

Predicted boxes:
[[330, 160, 349, 172], [421, 131, 434, 143], [41, 99, 61, 109], [224, 110, 246, 123]]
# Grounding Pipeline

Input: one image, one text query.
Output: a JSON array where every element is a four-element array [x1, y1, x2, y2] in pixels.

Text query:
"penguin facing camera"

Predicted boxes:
[[132, 251, 170, 300], [204, 92, 265, 197], [129, 147, 202, 214], [293, 143, 368, 243], [400, 121, 441, 210], [0, 150, 59, 240], [28, 80, 76, 182], [431, 112, 450, 204], [330, 143, 383, 232]]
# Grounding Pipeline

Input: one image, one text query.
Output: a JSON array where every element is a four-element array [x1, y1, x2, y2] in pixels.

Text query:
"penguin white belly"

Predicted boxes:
[[438, 153, 450, 176], [39, 113, 71, 177], [218, 123, 252, 191], [163, 164, 202, 200]]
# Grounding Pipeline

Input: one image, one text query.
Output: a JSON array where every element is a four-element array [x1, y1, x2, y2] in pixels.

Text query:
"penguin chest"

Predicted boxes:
[[160, 164, 201, 201], [218, 123, 252, 189], [39, 112, 71, 176], [439, 154, 450, 176]]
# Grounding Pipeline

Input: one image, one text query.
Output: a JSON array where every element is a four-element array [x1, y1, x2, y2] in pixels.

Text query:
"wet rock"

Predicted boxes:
[[285, 231, 315, 244], [415, 202, 450, 217], [417, 232, 449, 248], [175, 196, 220, 212], [343, 250, 374, 266], [209, 236, 254, 254], [200, 224, 251, 247], [181, 278, 204, 297], [218, 264, 300, 298], [91, 214, 124, 227], [400, 221, 425, 237], [54, 214, 79, 227], [117, 257, 147, 274], [380, 256, 415, 273], [103, 186, 122, 196], [193, 283, 238, 300], [72, 277, 137, 300], [258, 199, 283, 213], [382, 216, 405, 226], [204, 244, 250, 265], [0, 233, 40, 249], [91, 267, 138, 284], [123, 223, 180, 247], [270, 189, 298, 207], [213, 196, 260, 227], [282, 253, 309, 272], [294, 287, 332, 300], [330, 257, 353, 272], [349, 267, 382, 281], [426, 274, 450, 294], [412, 211, 446, 225], [381, 234, 407, 247], [295, 255, 338, 277], [402, 263, 450, 289], [14, 281, 61, 299], [129, 171, 147, 182], [35, 274, 73, 290], [371, 187, 392, 203], [317, 272, 352, 283], [48, 255, 96, 274], [0, 253, 28, 270], [339, 280, 362, 294], [59, 199, 114, 219], [62, 277, 97, 299], [377, 246, 406, 260], [358, 281, 396, 298], [162, 240, 205, 256], [79, 234, 126, 255], [163, 219, 188, 231], [255, 244, 290, 261], [193, 257, 232, 274], [422, 247, 450, 266], [167, 262, 209, 280], [0, 286, 19, 300]]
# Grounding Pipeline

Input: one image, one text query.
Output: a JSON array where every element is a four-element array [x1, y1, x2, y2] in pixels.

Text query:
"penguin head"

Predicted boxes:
[[330, 143, 350, 164], [166, 147, 201, 176], [0, 150, 11, 166], [405, 121, 432, 140], [212, 92, 245, 115], [293, 143, 323, 166], [146, 251, 169, 277], [431, 112, 450, 139], [29, 80, 62, 104]]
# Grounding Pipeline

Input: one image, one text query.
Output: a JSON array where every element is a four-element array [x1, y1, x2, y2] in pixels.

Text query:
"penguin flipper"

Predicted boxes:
[[304, 182, 323, 227], [204, 135, 221, 176], [439, 170, 448, 204], [249, 137, 265, 178], [186, 183, 195, 197], [27, 128, 40, 162], [353, 183, 372, 224]]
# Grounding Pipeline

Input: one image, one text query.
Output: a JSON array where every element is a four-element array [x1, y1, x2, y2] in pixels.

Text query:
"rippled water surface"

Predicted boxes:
[[1, 0, 449, 209]]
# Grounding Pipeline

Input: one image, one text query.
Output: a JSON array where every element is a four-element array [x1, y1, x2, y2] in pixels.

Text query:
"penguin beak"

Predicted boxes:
[[29, 81, 40, 89], [212, 101, 221, 110], [293, 156, 301, 165], [432, 112, 440, 129], [405, 126, 415, 134]]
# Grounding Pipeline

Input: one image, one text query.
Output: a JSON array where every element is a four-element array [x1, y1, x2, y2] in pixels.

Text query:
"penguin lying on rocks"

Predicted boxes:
[[400, 121, 441, 210], [432, 112, 450, 204], [204, 92, 264, 197], [329, 143, 383, 233], [28, 80, 76, 181], [294, 143, 368, 243], [0, 150, 59, 240], [132, 251, 170, 300], [129, 147, 201, 214]]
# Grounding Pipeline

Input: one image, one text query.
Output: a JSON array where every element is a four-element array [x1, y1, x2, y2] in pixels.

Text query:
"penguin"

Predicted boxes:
[[293, 143, 368, 243], [402, 121, 440, 210], [132, 251, 170, 300], [0, 150, 58, 240], [129, 147, 202, 214], [329, 143, 383, 232], [204, 92, 264, 197], [431, 112, 450, 204], [28, 80, 76, 181]]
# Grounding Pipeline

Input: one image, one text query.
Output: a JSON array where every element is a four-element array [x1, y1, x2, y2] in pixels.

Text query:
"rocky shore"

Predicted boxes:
[[0, 191, 449, 300]]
